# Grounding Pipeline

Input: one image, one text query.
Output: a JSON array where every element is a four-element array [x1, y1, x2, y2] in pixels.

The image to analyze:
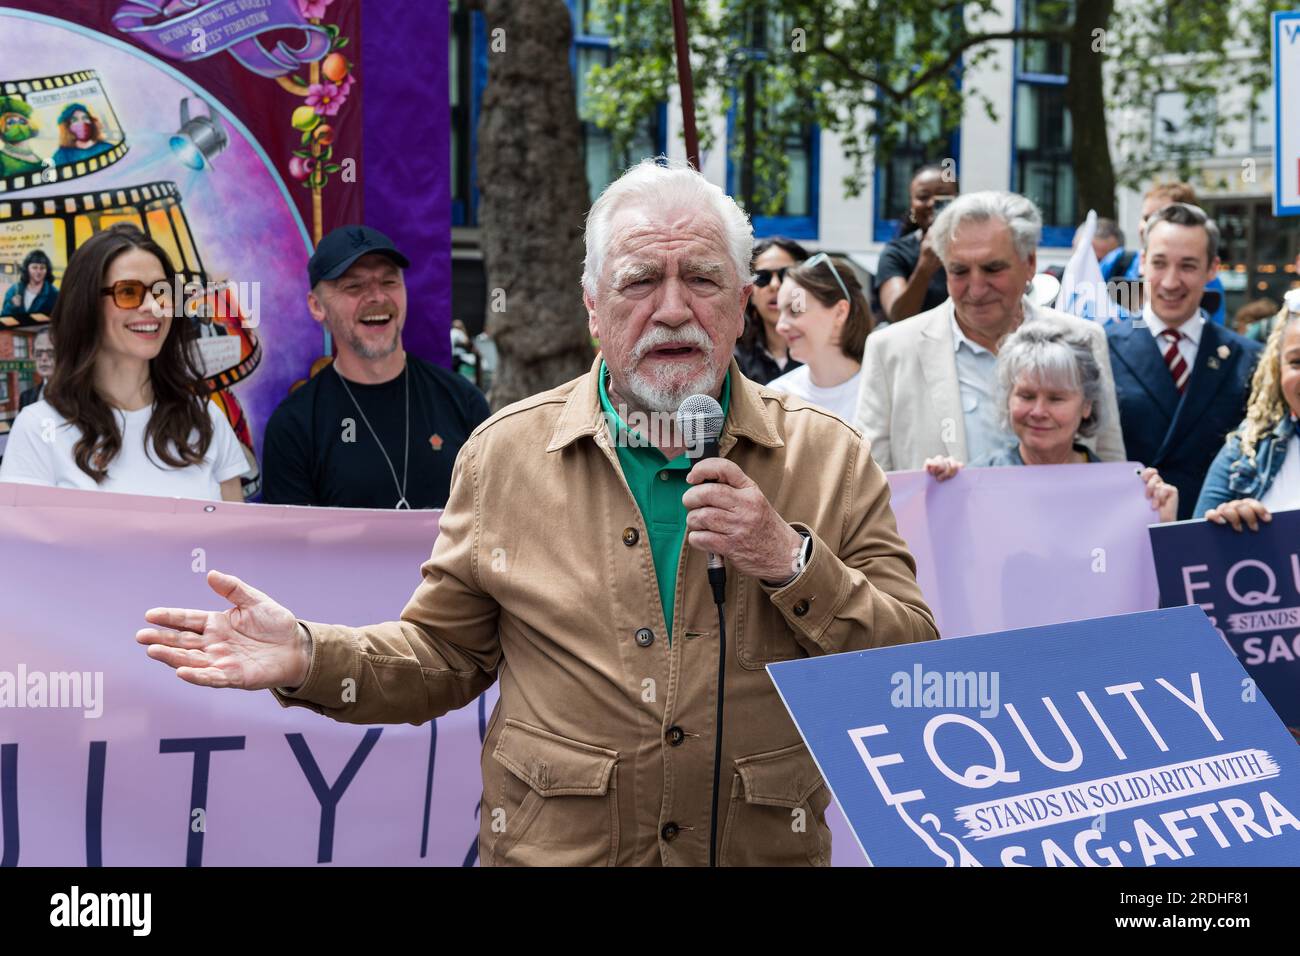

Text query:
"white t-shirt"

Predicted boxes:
[[767, 364, 863, 423], [1261, 434, 1300, 513], [0, 398, 249, 500]]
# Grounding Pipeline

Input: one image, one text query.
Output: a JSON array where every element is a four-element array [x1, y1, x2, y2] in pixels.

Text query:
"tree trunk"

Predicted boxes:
[[1062, 0, 1117, 219], [474, 0, 595, 410]]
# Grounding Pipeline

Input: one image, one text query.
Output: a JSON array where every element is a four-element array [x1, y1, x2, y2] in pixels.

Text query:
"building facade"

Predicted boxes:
[[451, 0, 1298, 329]]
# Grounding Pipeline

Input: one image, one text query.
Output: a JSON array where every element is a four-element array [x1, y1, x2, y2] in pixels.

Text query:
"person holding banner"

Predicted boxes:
[[1106, 203, 1261, 520], [0, 224, 248, 501], [855, 190, 1126, 471], [260, 225, 489, 510], [1196, 302, 1300, 531], [922, 318, 1179, 523], [137, 158, 938, 867]]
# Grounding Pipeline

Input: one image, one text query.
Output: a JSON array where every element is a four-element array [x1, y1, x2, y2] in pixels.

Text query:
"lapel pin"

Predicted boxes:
[[1207, 356, 1221, 370], [1217, 344, 1230, 360]]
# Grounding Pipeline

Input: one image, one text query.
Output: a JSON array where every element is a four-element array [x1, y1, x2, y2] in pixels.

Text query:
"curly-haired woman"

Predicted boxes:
[[1195, 303, 1300, 530]]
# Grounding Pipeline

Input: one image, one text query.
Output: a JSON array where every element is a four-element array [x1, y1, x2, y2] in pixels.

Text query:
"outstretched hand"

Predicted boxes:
[[136, 569, 309, 690]]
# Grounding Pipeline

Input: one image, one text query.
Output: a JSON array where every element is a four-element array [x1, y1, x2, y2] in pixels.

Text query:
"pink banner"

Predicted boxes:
[[1, 463, 1162, 866], [0, 484, 494, 866]]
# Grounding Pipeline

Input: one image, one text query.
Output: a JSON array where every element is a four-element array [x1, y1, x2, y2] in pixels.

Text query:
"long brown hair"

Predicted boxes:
[[44, 223, 213, 483], [784, 255, 874, 361]]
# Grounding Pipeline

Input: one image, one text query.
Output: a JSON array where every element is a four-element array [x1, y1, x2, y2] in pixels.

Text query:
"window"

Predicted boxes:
[[1152, 91, 1216, 157], [573, 12, 663, 203], [726, 8, 817, 237], [874, 119, 957, 242], [1013, 0, 1076, 246]]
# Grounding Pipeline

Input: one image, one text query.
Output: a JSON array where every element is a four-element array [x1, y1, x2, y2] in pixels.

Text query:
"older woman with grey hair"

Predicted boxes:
[[924, 318, 1179, 522]]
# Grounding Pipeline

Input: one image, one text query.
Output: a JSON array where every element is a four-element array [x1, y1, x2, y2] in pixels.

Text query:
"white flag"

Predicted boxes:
[[1057, 210, 1114, 321]]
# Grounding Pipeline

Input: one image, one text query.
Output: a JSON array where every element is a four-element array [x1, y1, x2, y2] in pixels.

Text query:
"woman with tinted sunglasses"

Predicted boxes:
[[768, 253, 874, 422], [0, 224, 248, 500], [734, 236, 808, 384]]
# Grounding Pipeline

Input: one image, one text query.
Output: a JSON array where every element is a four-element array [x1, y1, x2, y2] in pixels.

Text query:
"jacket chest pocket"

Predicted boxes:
[[486, 719, 621, 867], [719, 742, 832, 867], [735, 577, 807, 669]]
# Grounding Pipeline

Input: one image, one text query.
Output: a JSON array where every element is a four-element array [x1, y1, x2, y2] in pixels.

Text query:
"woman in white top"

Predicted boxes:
[[0, 223, 248, 500], [766, 252, 874, 422]]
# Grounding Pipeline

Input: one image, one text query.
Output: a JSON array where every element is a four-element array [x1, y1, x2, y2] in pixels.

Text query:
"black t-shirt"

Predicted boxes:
[[873, 231, 949, 315], [261, 356, 490, 509]]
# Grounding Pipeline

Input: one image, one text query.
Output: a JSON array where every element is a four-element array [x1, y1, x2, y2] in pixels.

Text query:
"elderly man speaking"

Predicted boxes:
[[136, 159, 937, 867]]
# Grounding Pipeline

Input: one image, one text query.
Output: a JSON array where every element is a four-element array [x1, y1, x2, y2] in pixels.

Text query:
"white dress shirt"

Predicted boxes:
[[949, 307, 1010, 465], [1140, 304, 1204, 371]]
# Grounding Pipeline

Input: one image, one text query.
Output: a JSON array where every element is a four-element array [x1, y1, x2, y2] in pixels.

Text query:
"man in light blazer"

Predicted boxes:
[[855, 191, 1126, 471]]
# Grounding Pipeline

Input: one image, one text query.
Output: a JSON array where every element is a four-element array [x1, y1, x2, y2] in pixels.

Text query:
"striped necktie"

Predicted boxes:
[[1160, 328, 1190, 394]]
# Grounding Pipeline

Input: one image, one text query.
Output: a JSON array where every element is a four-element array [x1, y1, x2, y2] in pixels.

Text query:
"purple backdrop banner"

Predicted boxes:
[[362, 0, 451, 369], [0, 484, 492, 866]]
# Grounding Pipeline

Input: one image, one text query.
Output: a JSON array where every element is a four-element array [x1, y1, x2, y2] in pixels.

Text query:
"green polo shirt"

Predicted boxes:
[[598, 361, 731, 640]]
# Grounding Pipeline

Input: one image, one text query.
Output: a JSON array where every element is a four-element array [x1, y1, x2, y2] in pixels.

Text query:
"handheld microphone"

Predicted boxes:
[[677, 394, 726, 606], [677, 391, 729, 868]]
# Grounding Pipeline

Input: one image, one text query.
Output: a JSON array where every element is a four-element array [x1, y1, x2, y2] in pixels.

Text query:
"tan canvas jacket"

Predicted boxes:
[[273, 357, 938, 865]]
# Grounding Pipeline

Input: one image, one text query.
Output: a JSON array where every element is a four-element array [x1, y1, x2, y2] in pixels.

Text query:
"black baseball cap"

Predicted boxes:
[[308, 225, 410, 287]]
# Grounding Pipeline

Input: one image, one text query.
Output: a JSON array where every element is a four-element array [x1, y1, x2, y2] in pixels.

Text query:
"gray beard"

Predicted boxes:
[[619, 363, 721, 414], [331, 319, 400, 360]]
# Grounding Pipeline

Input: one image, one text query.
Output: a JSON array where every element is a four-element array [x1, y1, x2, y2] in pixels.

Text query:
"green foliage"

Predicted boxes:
[[582, 0, 1286, 214], [1105, 0, 1285, 188]]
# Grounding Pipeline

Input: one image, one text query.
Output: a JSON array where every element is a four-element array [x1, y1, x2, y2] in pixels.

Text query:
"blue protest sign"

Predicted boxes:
[[1150, 511, 1300, 731], [768, 607, 1300, 867]]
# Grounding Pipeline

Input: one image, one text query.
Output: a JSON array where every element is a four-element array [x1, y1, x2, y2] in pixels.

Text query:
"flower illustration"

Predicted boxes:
[[298, 0, 334, 18], [305, 81, 343, 116]]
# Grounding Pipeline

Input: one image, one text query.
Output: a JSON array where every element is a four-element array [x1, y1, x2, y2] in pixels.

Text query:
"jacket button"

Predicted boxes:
[[661, 822, 680, 842], [793, 599, 810, 617], [622, 527, 639, 547], [635, 627, 655, 647], [666, 726, 685, 746]]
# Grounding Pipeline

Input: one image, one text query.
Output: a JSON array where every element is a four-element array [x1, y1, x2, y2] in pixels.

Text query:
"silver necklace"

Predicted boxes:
[[335, 361, 411, 509]]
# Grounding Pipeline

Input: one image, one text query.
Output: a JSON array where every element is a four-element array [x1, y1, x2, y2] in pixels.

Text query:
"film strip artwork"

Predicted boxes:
[[0, 180, 262, 393], [0, 71, 129, 194]]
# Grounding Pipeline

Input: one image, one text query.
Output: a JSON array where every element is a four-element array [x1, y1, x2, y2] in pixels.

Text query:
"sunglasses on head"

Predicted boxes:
[[753, 266, 790, 288], [802, 252, 852, 303], [101, 279, 170, 310]]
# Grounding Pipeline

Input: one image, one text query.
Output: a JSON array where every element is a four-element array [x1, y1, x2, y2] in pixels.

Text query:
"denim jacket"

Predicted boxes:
[[1194, 415, 1296, 515]]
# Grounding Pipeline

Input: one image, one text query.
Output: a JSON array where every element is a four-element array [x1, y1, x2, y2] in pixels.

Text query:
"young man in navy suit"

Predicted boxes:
[[1106, 204, 1261, 520]]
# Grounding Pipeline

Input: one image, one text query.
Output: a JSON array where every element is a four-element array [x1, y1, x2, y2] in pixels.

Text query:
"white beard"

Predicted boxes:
[[623, 361, 720, 413], [616, 323, 722, 413]]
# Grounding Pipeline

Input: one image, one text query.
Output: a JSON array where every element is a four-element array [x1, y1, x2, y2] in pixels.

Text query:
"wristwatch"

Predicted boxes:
[[766, 528, 812, 587]]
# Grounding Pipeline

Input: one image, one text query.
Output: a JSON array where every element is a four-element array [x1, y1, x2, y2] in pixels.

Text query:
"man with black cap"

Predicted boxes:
[[261, 225, 489, 508]]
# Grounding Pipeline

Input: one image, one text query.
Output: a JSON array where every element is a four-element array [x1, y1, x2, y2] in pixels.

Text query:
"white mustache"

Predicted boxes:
[[631, 325, 713, 363]]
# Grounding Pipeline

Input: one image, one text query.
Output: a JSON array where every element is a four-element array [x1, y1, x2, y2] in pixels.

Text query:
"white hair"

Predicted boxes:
[[995, 317, 1103, 437], [581, 157, 753, 296], [930, 190, 1043, 263]]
